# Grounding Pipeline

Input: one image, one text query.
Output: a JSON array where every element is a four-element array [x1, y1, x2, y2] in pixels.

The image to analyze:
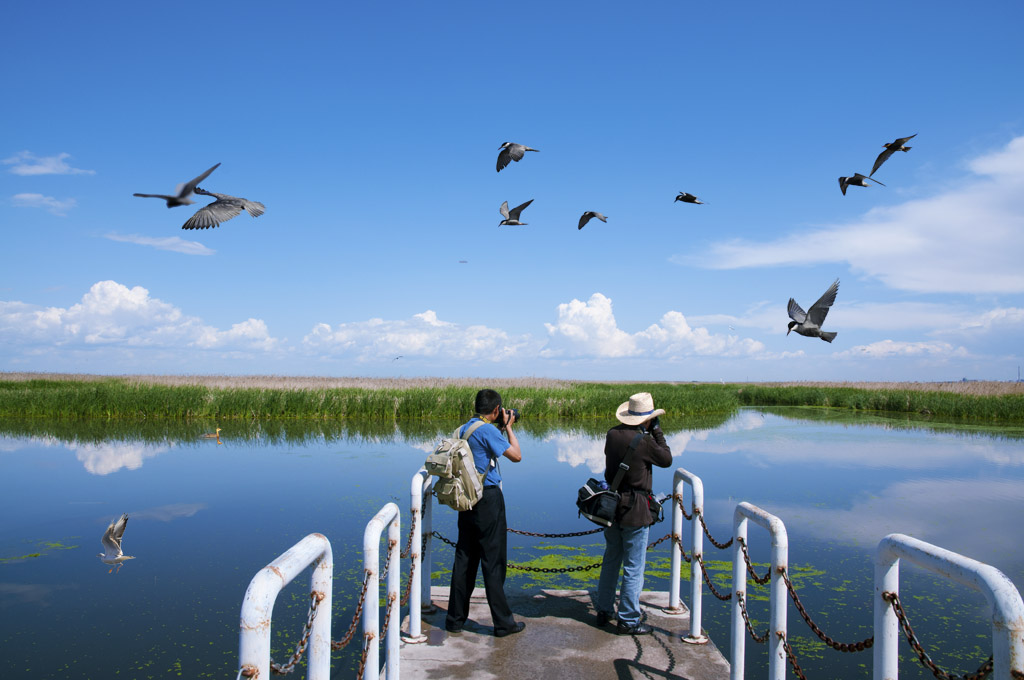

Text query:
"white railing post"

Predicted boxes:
[[239, 533, 333, 680], [731, 502, 788, 680], [403, 469, 433, 643], [363, 503, 401, 680], [874, 533, 1024, 680], [669, 467, 709, 644]]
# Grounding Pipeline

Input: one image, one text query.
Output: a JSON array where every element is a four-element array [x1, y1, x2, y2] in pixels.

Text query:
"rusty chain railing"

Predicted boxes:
[[673, 493, 693, 521], [781, 568, 873, 653], [736, 591, 769, 644], [695, 553, 732, 601], [779, 631, 809, 680], [356, 632, 374, 680], [508, 527, 604, 538], [267, 591, 325, 675], [883, 591, 997, 680], [670, 534, 691, 563], [697, 509, 733, 550], [737, 537, 771, 585]]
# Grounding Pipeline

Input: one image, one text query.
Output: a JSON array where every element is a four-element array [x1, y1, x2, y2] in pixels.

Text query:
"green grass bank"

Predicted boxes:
[[0, 376, 1021, 424]]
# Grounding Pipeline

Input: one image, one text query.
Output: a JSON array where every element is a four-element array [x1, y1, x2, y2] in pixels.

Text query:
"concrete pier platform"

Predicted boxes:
[[399, 587, 730, 680]]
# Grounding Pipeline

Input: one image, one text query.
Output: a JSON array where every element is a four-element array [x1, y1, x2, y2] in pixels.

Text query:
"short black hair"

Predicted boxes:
[[475, 389, 502, 415]]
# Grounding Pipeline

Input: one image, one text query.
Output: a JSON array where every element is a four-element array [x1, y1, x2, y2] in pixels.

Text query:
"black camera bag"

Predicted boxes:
[[576, 431, 645, 527]]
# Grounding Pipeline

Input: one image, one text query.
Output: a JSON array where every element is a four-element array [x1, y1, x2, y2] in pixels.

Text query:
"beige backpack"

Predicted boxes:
[[425, 420, 495, 511]]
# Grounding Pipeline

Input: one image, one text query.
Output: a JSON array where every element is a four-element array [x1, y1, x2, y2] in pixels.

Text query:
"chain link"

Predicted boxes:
[[239, 665, 258, 679], [697, 509, 734, 550], [379, 592, 398, 641], [737, 537, 771, 586], [779, 632, 810, 680], [736, 591, 769, 644], [695, 553, 732, 601], [883, 591, 995, 680], [401, 552, 417, 607], [673, 493, 693, 521], [781, 568, 873, 653], [508, 560, 603, 573], [647, 532, 673, 550], [400, 508, 419, 559], [269, 591, 324, 675], [356, 632, 374, 680], [330, 569, 372, 650], [508, 527, 604, 538], [671, 534, 692, 563]]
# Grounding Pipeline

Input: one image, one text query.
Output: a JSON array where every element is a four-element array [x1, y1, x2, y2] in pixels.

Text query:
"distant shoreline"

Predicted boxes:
[[1, 371, 1022, 396]]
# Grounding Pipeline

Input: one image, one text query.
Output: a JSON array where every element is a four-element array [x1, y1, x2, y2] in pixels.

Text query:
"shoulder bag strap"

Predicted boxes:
[[609, 431, 646, 492], [459, 419, 496, 471]]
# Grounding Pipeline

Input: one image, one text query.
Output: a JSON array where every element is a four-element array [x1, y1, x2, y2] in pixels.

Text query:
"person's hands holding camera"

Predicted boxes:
[[646, 415, 660, 432], [503, 408, 516, 428]]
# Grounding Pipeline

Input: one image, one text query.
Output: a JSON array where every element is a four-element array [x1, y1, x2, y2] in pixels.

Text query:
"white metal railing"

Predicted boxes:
[[363, 502, 401, 680], [402, 468, 434, 643], [668, 467, 709, 644], [731, 502, 788, 680], [874, 533, 1024, 680], [238, 533, 333, 680]]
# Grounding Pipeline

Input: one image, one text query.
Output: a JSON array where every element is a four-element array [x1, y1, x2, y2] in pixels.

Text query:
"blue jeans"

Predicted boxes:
[[596, 523, 650, 626]]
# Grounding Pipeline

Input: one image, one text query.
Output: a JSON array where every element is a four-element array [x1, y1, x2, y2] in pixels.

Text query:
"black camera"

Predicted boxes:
[[497, 407, 521, 428]]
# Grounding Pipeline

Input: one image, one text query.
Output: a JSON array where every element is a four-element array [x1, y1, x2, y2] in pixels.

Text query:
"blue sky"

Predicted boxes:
[[2, 1, 1023, 381]]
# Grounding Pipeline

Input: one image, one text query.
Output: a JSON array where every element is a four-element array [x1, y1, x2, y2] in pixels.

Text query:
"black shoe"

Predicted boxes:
[[445, 622, 464, 634], [616, 621, 653, 636], [596, 610, 614, 627], [494, 621, 525, 638]]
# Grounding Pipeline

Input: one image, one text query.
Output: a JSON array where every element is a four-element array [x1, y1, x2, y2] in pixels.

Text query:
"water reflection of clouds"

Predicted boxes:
[[0, 583, 76, 608], [756, 477, 1024, 575], [71, 441, 171, 475], [549, 421, 733, 473], [129, 502, 207, 521]]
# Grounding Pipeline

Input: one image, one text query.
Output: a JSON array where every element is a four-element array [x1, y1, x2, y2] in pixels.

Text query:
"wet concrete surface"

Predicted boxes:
[[399, 588, 730, 679]]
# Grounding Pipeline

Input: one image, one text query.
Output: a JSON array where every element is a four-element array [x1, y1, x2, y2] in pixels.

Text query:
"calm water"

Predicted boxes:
[[2, 409, 1023, 679]]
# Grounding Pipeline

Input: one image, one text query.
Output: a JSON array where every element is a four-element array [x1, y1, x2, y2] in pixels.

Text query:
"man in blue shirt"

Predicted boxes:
[[445, 389, 525, 638]]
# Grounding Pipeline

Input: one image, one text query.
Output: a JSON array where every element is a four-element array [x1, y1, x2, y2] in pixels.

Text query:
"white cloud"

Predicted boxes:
[[542, 293, 767, 359], [303, 309, 533, 361], [834, 340, 970, 359], [678, 136, 1024, 294], [12, 193, 77, 216], [103, 233, 215, 256], [3, 151, 94, 175], [0, 280, 281, 353], [72, 440, 170, 475]]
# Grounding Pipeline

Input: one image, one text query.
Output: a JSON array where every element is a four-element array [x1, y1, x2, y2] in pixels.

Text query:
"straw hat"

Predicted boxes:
[[615, 392, 665, 425]]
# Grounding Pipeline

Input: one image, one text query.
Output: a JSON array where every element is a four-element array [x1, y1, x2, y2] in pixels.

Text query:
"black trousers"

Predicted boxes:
[[446, 486, 516, 632]]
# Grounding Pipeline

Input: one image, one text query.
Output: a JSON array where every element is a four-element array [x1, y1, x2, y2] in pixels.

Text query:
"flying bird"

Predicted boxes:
[[578, 211, 607, 230], [787, 279, 840, 343], [870, 134, 916, 177], [838, 173, 885, 196], [98, 513, 135, 574], [182, 187, 265, 230], [499, 199, 533, 226], [133, 163, 221, 207], [675, 192, 705, 204], [496, 142, 539, 173]]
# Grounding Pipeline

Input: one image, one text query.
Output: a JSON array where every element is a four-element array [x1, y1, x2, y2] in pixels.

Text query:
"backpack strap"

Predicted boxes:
[[609, 431, 646, 492], [458, 419, 497, 472]]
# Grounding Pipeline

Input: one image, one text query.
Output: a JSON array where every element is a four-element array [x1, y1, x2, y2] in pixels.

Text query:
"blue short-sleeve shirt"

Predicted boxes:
[[459, 418, 509, 487]]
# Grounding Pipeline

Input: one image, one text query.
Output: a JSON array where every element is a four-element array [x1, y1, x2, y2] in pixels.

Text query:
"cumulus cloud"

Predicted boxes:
[[678, 136, 1024, 294], [542, 293, 766, 359], [12, 193, 77, 216], [3, 151, 94, 175], [0, 280, 281, 353], [303, 309, 533, 362], [103, 233, 215, 256]]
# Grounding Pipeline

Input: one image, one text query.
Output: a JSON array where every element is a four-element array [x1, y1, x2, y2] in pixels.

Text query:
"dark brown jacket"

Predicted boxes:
[[603, 424, 673, 527]]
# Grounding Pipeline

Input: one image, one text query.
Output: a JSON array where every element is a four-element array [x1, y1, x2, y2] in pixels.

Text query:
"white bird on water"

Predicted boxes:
[[98, 513, 135, 574]]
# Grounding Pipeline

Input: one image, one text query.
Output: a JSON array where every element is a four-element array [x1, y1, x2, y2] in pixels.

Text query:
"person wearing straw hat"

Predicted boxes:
[[595, 392, 673, 635]]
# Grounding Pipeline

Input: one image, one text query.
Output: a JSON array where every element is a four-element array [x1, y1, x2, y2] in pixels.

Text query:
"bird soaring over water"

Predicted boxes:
[[870, 134, 916, 177], [496, 142, 539, 172], [787, 279, 840, 343], [98, 513, 135, 574], [182, 187, 265, 230], [133, 163, 221, 207], [675, 192, 705, 204], [578, 211, 607, 230], [499, 199, 533, 226], [838, 173, 885, 196]]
